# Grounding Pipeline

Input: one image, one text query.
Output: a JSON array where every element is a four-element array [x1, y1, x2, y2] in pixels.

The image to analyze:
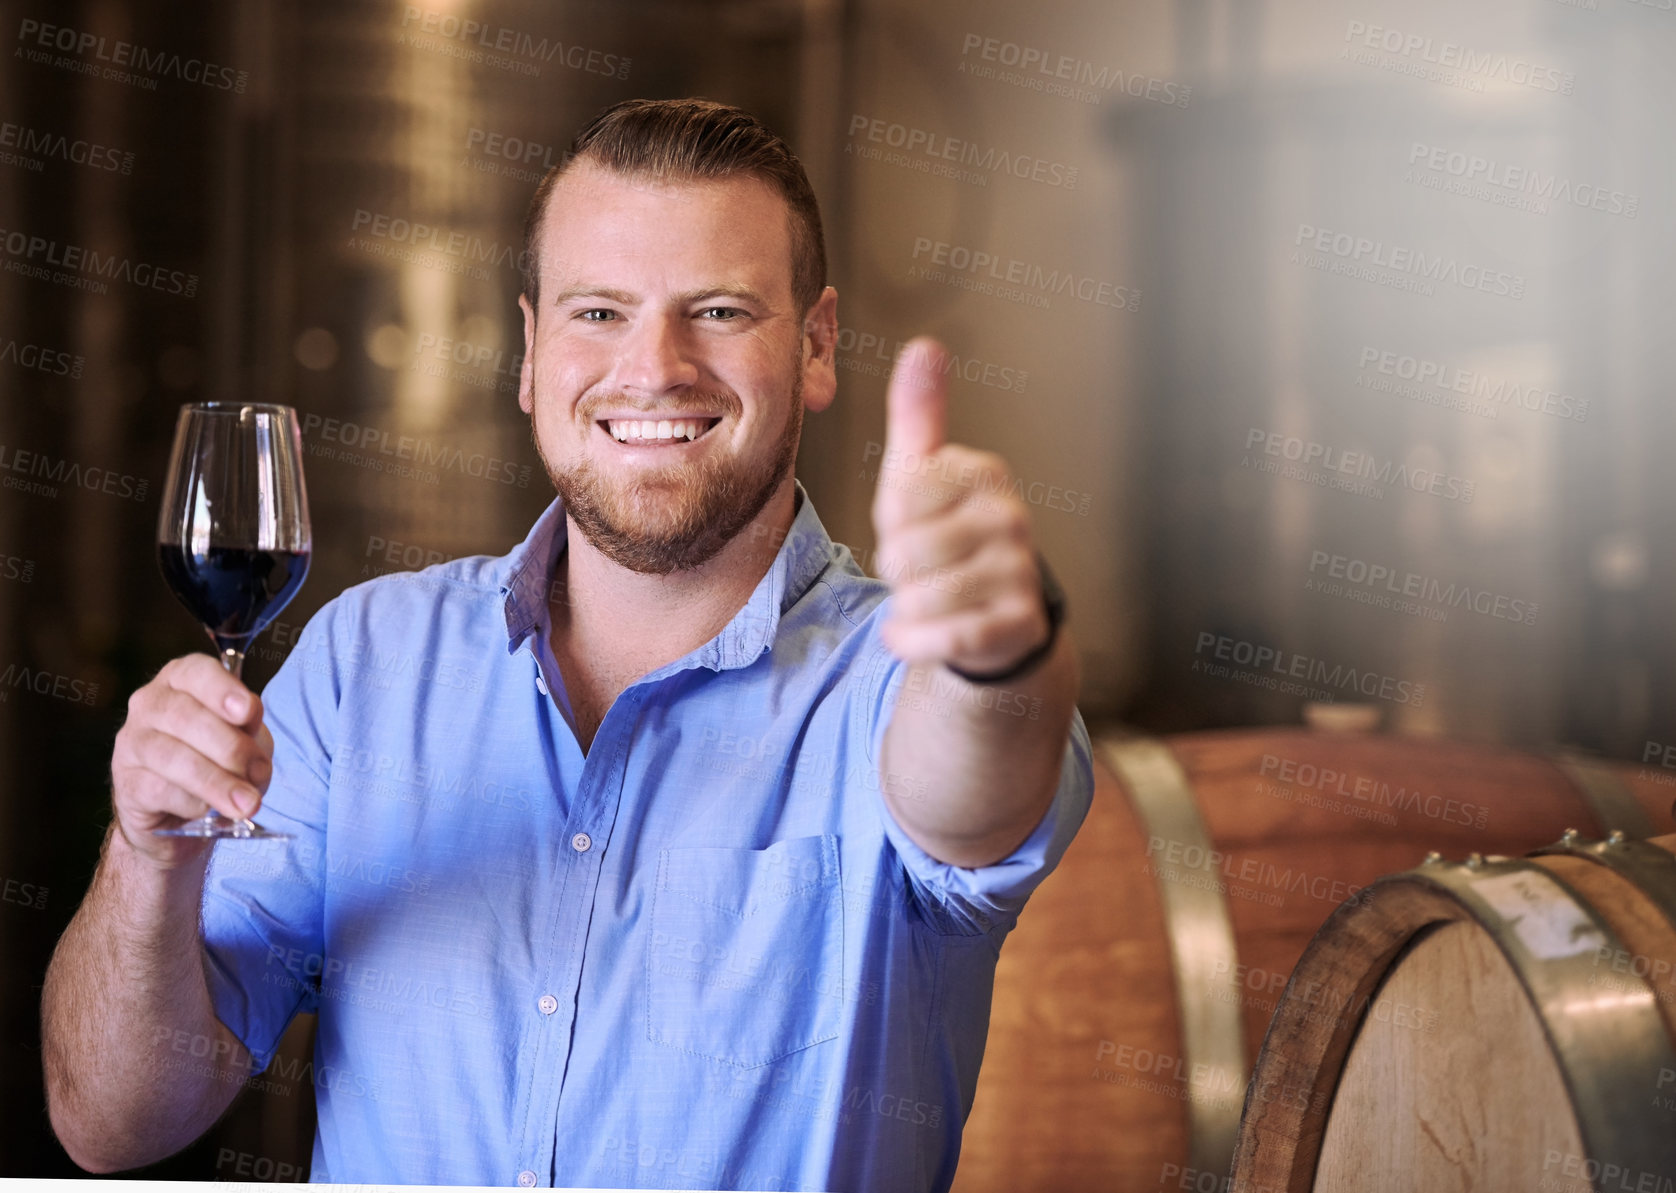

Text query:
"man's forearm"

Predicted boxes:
[[879, 627, 1080, 869], [42, 824, 252, 1172]]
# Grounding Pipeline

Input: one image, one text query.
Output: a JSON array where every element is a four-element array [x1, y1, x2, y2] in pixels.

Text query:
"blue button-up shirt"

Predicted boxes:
[[202, 480, 1093, 1192]]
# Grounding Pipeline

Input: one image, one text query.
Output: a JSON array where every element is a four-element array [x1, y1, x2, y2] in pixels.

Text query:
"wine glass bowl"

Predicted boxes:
[[153, 403, 311, 840]]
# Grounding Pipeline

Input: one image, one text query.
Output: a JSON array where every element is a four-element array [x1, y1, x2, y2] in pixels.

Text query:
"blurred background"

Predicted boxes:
[[2, 0, 1672, 1179]]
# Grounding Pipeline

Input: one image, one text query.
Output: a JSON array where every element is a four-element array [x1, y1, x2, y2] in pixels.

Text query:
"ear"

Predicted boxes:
[[517, 293, 537, 415], [799, 286, 839, 414]]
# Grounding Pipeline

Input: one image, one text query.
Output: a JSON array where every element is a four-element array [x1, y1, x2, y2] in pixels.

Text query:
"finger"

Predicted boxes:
[[883, 594, 1049, 672], [888, 538, 1035, 622], [875, 497, 1017, 588], [116, 771, 217, 827], [885, 336, 948, 458], [252, 722, 275, 791], [874, 336, 950, 534], [125, 726, 262, 821], [145, 685, 270, 784], [162, 654, 263, 728]]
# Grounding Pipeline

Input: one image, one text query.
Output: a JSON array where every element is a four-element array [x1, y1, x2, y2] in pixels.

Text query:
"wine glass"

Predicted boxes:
[[153, 403, 311, 840]]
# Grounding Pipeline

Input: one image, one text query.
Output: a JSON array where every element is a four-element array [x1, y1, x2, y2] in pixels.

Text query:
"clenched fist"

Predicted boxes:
[[871, 336, 1050, 677], [109, 655, 274, 868]]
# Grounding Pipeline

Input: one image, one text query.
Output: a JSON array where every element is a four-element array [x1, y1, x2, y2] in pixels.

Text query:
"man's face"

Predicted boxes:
[[518, 159, 836, 575]]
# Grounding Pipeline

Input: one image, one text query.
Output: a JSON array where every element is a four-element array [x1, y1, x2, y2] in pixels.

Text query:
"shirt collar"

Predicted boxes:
[[499, 478, 838, 672]]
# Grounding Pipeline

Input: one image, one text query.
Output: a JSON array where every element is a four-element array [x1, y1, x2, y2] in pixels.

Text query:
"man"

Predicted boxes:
[[42, 98, 1093, 1191]]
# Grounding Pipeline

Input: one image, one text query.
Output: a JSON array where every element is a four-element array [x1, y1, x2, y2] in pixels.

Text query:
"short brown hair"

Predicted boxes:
[[521, 98, 827, 317]]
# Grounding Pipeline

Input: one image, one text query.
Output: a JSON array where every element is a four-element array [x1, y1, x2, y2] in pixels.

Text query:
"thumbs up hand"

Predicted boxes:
[[871, 337, 1050, 676]]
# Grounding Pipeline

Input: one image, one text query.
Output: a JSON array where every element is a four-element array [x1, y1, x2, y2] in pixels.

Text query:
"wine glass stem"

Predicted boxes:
[[217, 645, 251, 830]]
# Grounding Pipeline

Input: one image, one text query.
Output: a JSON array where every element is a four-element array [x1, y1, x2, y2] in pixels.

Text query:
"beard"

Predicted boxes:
[[538, 370, 804, 576]]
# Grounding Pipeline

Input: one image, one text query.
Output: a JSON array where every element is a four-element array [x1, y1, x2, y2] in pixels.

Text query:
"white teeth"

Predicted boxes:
[[605, 417, 712, 442]]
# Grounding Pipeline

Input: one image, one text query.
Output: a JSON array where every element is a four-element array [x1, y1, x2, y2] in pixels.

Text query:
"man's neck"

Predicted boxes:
[[550, 477, 802, 675]]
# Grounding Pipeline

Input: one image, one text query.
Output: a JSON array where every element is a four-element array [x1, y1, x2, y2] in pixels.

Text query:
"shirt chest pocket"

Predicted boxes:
[[648, 834, 843, 1069]]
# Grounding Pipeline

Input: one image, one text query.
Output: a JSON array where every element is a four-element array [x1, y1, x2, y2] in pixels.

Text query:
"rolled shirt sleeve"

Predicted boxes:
[[853, 610, 1095, 940], [199, 611, 339, 1072]]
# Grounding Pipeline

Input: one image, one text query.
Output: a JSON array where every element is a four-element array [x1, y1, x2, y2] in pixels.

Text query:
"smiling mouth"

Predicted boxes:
[[598, 416, 722, 445]]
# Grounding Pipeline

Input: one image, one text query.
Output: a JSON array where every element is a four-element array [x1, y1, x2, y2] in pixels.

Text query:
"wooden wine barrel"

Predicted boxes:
[[1230, 831, 1676, 1192], [952, 729, 1675, 1193]]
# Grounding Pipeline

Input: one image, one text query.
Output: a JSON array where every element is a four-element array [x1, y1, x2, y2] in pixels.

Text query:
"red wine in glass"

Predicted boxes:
[[154, 403, 311, 840]]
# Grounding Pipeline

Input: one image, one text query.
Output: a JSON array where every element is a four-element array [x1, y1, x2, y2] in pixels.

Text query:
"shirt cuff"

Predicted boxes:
[[856, 613, 1095, 938]]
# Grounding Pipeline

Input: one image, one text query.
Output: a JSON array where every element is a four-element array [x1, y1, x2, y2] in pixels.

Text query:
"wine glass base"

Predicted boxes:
[[152, 815, 293, 840]]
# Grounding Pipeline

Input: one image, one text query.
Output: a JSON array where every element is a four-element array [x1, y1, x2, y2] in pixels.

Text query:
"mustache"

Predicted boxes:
[[577, 388, 743, 421]]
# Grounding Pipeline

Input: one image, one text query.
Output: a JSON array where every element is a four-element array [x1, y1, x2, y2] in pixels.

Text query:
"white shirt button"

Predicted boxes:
[[571, 832, 592, 852], [535, 672, 549, 696], [538, 994, 558, 1016], [516, 1171, 537, 1187]]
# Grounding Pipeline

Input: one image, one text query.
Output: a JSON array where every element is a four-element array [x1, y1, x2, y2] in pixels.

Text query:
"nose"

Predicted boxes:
[[612, 314, 699, 397]]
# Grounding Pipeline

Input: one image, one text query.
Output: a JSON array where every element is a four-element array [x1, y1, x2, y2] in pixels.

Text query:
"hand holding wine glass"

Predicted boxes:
[[122, 404, 311, 845], [109, 655, 277, 866]]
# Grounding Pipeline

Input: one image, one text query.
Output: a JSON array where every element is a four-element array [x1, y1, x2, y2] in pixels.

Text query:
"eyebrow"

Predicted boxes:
[[549, 284, 773, 309], [549, 285, 637, 307]]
